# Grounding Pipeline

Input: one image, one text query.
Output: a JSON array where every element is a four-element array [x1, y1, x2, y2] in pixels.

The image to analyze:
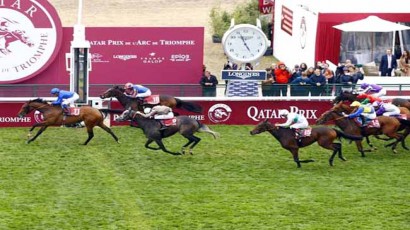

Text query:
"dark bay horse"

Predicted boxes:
[[17, 98, 119, 145], [99, 85, 203, 113], [249, 119, 363, 168], [115, 109, 219, 155], [316, 102, 408, 156]]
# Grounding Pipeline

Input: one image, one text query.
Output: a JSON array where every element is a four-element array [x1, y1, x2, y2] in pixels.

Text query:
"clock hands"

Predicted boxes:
[[239, 33, 251, 53]]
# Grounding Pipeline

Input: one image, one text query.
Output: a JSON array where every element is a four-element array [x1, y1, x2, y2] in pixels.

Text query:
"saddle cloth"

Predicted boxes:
[[354, 118, 380, 128], [67, 107, 80, 116], [161, 118, 177, 127], [144, 95, 160, 105], [295, 127, 312, 138]]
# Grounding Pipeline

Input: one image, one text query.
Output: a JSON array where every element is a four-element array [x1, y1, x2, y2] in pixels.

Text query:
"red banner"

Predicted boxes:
[[19, 27, 204, 85], [259, 0, 274, 14], [0, 100, 333, 127]]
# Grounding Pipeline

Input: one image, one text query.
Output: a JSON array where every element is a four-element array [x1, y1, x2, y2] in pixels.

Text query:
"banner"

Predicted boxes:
[[1, 100, 333, 127], [259, 0, 274, 14]]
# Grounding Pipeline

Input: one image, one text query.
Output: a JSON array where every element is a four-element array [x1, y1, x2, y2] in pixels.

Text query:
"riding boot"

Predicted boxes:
[[62, 106, 69, 115], [159, 121, 167, 131]]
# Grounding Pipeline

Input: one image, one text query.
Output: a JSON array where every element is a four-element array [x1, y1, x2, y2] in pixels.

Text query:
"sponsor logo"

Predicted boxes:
[[208, 104, 232, 123], [247, 106, 318, 121], [140, 52, 165, 64], [0, 0, 62, 83], [170, 54, 191, 62], [34, 110, 44, 123], [91, 53, 109, 63], [113, 54, 137, 61], [221, 70, 267, 80]]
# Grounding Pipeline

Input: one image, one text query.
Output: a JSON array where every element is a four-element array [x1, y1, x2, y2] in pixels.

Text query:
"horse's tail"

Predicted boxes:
[[175, 98, 203, 113], [333, 128, 363, 141], [198, 122, 220, 139]]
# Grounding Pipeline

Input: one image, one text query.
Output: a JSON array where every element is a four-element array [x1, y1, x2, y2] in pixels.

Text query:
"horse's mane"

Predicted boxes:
[[29, 98, 47, 104]]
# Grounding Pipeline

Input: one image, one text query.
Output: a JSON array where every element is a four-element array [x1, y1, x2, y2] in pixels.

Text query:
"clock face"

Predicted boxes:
[[222, 25, 269, 63]]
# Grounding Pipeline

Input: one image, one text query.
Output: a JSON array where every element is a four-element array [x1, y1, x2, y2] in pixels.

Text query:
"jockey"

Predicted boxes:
[[50, 88, 79, 114], [123, 82, 152, 99], [136, 105, 174, 130], [373, 101, 401, 117], [357, 93, 382, 105], [359, 83, 386, 98], [275, 109, 309, 140], [345, 101, 376, 126]]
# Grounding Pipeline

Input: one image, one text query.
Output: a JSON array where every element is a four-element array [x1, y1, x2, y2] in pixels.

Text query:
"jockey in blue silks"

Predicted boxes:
[[123, 82, 152, 99], [344, 101, 376, 126], [50, 88, 80, 114]]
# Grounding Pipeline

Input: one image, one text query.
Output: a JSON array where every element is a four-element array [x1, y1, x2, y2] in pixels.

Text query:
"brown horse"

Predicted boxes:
[[115, 109, 219, 155], [249, 119, 363, 168], [333, 91, 410, 111], [17, 98, 119, 145], [99, 85, 203, 113], [316, 102, 408, 157]]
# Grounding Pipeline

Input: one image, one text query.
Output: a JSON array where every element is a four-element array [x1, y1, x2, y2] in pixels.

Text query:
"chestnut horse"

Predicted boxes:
[[17, 98, 119, 145], [99, 85, 203, 113], [249, 119, 363, 168], [115, 109, 219, 155], [316, 102, 409, 157]]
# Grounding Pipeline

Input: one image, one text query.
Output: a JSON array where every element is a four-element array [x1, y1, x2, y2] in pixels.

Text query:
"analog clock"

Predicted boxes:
[[222, 22, 270, 64]]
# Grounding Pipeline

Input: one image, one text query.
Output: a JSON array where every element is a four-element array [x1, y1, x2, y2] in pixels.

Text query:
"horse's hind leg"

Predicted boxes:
[[145, 139, 161, 150], [27, 126, 48, 144], [83, 128, 94, 145], [98, 123, 119, 143], [328, 143, 345, 166], [181, 135, 201, 155]]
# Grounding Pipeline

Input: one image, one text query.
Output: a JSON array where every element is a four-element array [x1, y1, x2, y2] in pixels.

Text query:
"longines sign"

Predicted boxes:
[[221, 70, 267, 81], [0, 0, 63, 83]]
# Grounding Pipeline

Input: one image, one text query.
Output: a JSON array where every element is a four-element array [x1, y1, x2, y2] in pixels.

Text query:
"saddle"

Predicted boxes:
[[143, 95, 160, 105], [294, 127, 312, 139], [353, 117, 380, 128]]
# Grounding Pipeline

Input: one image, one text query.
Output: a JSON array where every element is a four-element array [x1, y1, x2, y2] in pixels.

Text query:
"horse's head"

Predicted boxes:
[[250, 118, 275, 135], [17, 98, 47, 118], [316, 102, 351, 125], [100, 85, 125, 99], [11, 30, 34, 47]]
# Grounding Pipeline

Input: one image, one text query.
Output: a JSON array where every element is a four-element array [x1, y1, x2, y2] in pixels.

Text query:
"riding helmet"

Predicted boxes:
[[278, 109, 289, 117], [361, 83, 369, 88], [350, 101, 361, 107], [50, 88, 60, 94], [124, 82, 133, 89]]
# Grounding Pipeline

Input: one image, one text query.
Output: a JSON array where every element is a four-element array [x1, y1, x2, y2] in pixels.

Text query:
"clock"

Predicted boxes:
[[222, 19, 270, 64]]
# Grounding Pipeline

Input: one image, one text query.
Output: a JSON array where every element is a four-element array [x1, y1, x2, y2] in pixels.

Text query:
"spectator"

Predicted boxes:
[[305, 67, 315, 77], [272, 62, 291, 96], [335, 59, 353, 78], [309, 68, 327, 96], [399, 50, 410, 76], [299, 62, 308, 72], [245, 63, 253, 70], [290, 71, 311, 96], [322, 63, 335, 96], [200, 70, 218, 97], [262, 67, 275, 96], [290, 64, 302, 82], [379, 49, 397, 76]]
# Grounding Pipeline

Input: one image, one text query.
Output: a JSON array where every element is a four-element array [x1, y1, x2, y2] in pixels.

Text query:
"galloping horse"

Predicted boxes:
[[316, 102, 409, 157], [249, 119, 363, 168], [116, 109, 219, 155], [0, 30, 34, 55], [99, 85, 203, 113], [333, 91, 410, 111], [17, 98, 119, 145]]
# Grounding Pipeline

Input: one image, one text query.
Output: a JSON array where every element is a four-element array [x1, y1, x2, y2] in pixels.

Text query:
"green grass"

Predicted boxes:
[[0, 125, 409, 229]]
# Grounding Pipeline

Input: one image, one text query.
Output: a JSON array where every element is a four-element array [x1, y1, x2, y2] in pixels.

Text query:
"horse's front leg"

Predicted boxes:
[[155, 139, 180, 155], [365, 136, 377, 151], [27, 126, 48, 144]]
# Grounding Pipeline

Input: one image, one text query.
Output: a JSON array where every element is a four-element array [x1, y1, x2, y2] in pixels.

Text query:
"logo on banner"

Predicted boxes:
[[91, 53, 109, 63], [0, 0, 62, 83], [140, 52, 165, 64], [170, 54, 191, 62], [113, 54, 137, 61], [34, 110, 44, 123], [208, 104, 232, 123]]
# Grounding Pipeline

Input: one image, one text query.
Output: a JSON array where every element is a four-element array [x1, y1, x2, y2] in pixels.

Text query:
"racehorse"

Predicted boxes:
[[0, 30, 34, 55], [99, 85, 203, 113], [333, 91, 410, 111], [316, 102, 408, 157], [17, 98, 119, 145], [249, 119, 363, 168], [115, 109, 219, 155]]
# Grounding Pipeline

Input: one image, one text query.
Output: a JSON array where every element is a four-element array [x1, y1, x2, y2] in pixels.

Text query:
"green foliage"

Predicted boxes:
[[0, 126, 409, 229], [209, 0, 271, 39]]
